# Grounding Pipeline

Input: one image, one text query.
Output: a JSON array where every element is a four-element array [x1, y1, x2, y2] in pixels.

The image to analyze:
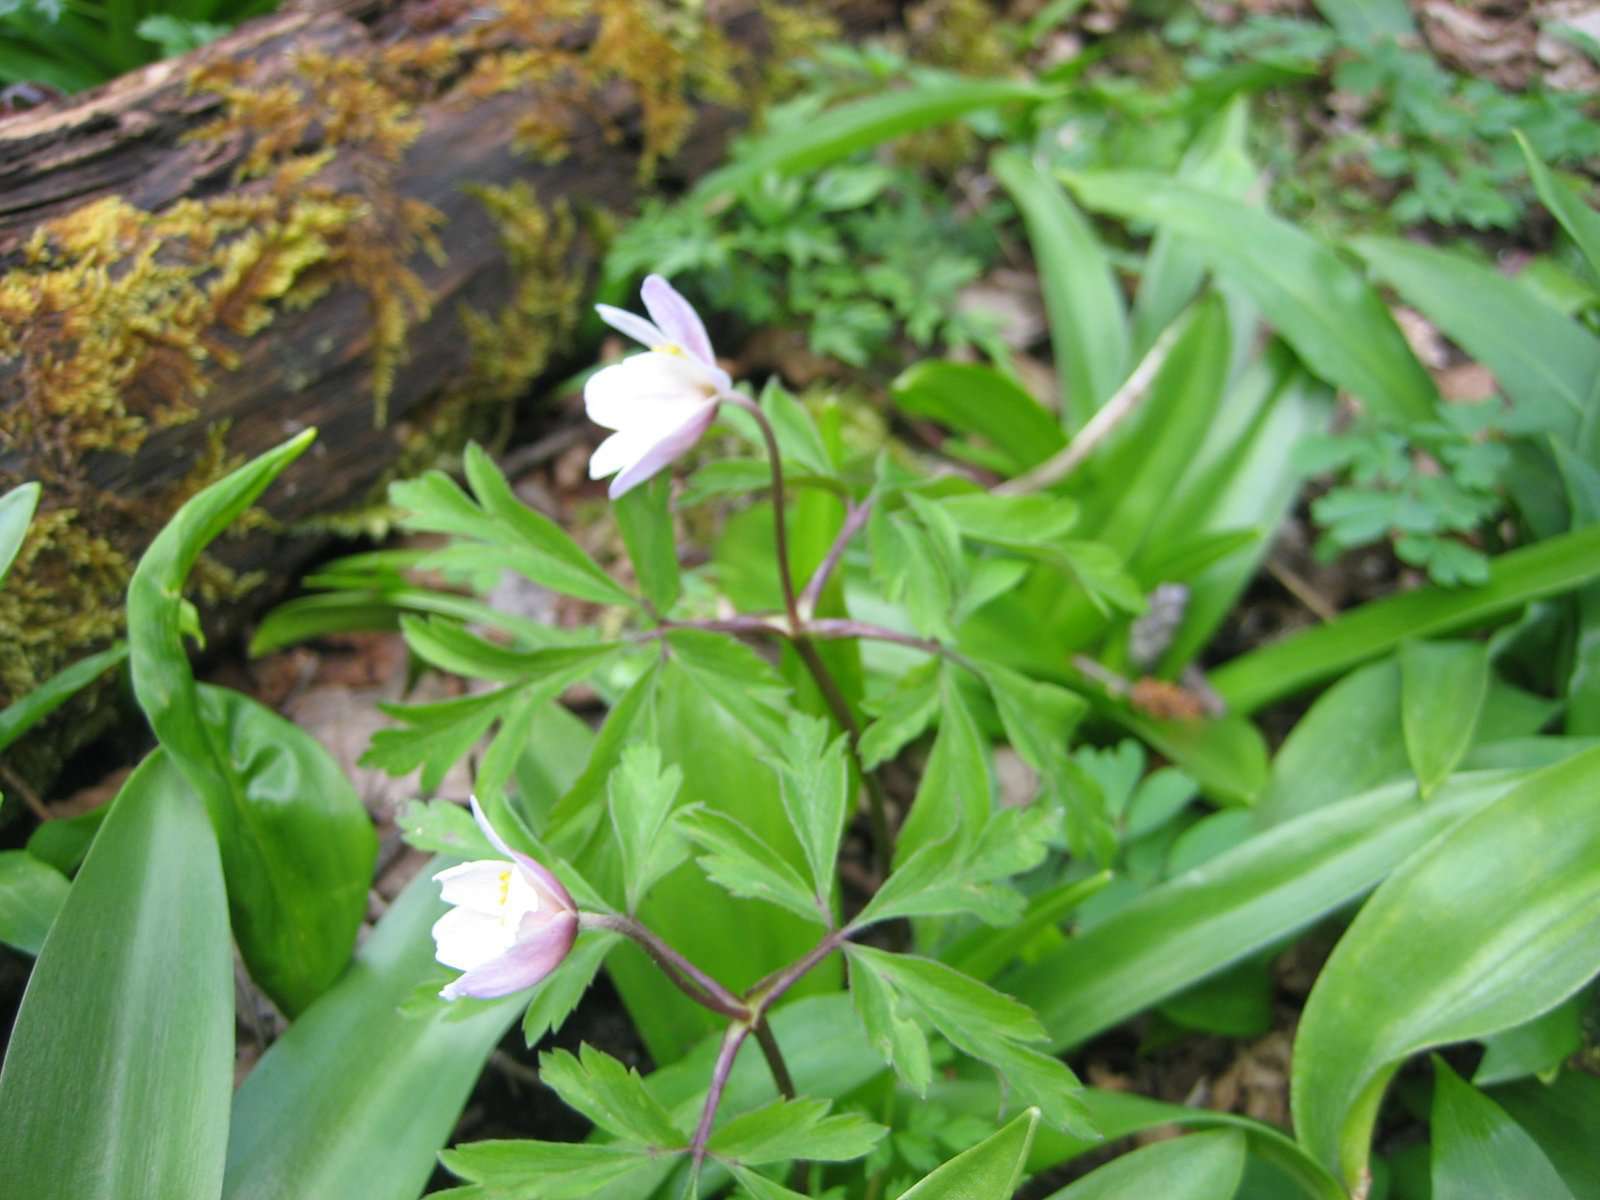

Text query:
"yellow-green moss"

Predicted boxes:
[[0, 0, 785, 716]]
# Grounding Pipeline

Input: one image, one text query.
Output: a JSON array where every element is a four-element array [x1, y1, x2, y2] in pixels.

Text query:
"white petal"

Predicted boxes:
[[431, 906, 516, 973], [595, 304, 665, 349], [585, 353, 720, 430], [607, 402, 719, 498], [433, 859, 521, 917], [641, 274, 716, 366], [589, 427, 657, 480]]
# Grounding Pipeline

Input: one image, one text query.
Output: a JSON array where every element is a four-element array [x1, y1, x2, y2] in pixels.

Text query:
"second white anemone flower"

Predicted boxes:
[[586, 274, 731, 499], [431, 797, 578, 1001]]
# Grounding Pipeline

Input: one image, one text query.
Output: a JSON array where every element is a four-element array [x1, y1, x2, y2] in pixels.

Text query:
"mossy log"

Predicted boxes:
[[0, 0, 881, 745]]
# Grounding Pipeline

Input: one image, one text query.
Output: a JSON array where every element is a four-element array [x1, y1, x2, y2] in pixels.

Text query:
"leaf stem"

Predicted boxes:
[[579, 913, 749, 1020], [798, 496, 874, 620], [752, 1018, 797, 1099], [725, 393, 801, 633]]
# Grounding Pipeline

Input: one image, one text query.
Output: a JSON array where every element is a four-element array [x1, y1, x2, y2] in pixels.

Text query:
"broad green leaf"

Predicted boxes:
[[1310, 0, 1413, 39], [1491, 1071, 1600, 1198], [0, 850, 69, 956], [1401, 640, 1489, 797], [1292, 747, 1600, 1188], [0, 752, 232, 1200], [1257, 658, 1406, 824], [614, 473, 682, 613], [126, 430, 375, 1015], [539, 1044, 685, 1147], [1041, 1130, 1247, 1200], [197, 685, 377, 1013], [0, 480, 40, 586], [707, 1097, 886, 1165], [1473, 992, 1585, 1086], [729, 1165, 812, 1200], [1080, 296, 1231, 557], [1430, 1059, 1574, 1200], [938, 1081, 1341, 1200], [895, 1108, 1039, 1200], [1063, 171, 1437, 423], [224, 858, 525, 1200], [1010, 770, 1530, 1050], [0, 642, 127, 754], [891, 361, 1065, 475], [1211, 523, 1600, 713], [607, 745, 687, 914], [695, 77, 1048, 201], [25, 807, 106, 875], [664, 628, 794, 751], [1132, 96, 1254, 353], [1518, 133, 1600, 285], [1349, 235, 1600, 437], [995, 149, 1129, 428]]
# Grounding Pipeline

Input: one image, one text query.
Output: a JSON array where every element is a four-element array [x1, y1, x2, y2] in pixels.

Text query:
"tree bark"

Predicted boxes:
[[0, 0, 876, 721]]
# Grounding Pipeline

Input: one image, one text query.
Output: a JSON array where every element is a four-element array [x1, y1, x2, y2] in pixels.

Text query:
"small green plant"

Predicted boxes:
[[605, 156, 1007, 368], [0, 0, 274, 92], [1295, 402, 1521, 586], [1165, 9, 1600, 231]]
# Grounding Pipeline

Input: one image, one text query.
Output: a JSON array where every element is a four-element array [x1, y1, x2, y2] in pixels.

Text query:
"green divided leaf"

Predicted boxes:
[[440, 1140, 663, 1199], [708, 1096, 886, 1165], [0, 752, 233, 1200], [392, 443, 633, 609], [538, 1044, 685, 1148], [607, 744, 687, 914], [676, 805, 826, 925], [766, 714, 850, 904]]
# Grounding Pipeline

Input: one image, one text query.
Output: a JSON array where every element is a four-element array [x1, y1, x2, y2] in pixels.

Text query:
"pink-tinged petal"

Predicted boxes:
[[439, 910, 578, 1000], [595, 304, 666, 349], [607, 402, 719, 498], [468, 795, 576, 912], [641, 274, 716, 366]]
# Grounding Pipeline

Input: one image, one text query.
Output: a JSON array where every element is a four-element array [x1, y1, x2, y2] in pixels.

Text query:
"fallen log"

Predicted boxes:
[[0, 0, 873, 750]]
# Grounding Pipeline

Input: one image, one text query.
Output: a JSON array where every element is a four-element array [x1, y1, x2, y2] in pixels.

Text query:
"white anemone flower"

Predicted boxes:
[[586, 274, 731, 499], [430, 797, 578, 1000]]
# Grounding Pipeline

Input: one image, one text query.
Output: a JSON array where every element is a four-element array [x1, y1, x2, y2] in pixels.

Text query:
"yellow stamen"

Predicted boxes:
[[497, 869, 511, 907], [652, 342, 686, 358]]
